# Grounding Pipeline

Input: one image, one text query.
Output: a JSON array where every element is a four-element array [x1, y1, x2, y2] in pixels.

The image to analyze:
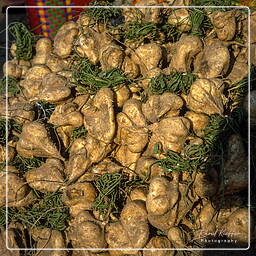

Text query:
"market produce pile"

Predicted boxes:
[[0, 0, 255, 255]]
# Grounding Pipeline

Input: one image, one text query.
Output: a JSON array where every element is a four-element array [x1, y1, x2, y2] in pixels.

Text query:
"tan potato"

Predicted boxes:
[[28, 73, 71, 103], [66, 137, 91, 182], [144, 237, 174, 256], [223, 208, 250, 244], [115, 85, 131, 108], [210, 10, 236, 41], [227, 60, 248, 84], [135, 0, 161, 23], [114, 144, 141, 170], [193, 40, 230, 79], [49, 102, 83, 128], [121, 56, 140, 79], [0, 228, 21, 254], [0, 167, 30, 207], [23, 64, 51, 81], [146, 117, 190, 155], [168, 9, 191, 32], [10, 43, 17, 57], [56, 125, 73, 148], [100, 43, 124, 71], [135, 156, 163, 179], [69, 211, 107, 250], [31, 228, 67, 255], [54, 21, 79, 58], [16, 121, 64, 160], [184, 111, 209, 137], [123, 99, 147, 126], [90, 159, 123, 175], [132, 43, 163, 76], [130, 187, 148, 202], [83, 135, 114, 164], [75, 28, 101, 64], [72, 94, 90, 109], [169, 35, 203, 73], [0, 95, 35, 124], [82, 88, 116, 144], [19, 64, 51, 99], [106, 201, 149, 253], [46, 54, 71, 72], [62, 182, 96, 217], [25, 158, 65, 193], [116, 112, 148, 153], [167, 227, 186, 248], [0, 144, 16, 163], [187, 79, 224, 115], [32, 38, 53, 65], [142, 93, 184, 123], [3, 60, 24, 79], [146, 177, 179, 216], [146, 177, 179, 233]]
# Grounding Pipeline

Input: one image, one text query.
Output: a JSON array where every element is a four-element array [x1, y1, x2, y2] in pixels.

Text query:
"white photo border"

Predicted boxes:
[[5, 4, 251, 251]]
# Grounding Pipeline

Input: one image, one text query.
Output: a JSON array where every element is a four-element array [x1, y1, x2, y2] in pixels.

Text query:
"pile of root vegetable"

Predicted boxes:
[[0, 0, 255, 255]]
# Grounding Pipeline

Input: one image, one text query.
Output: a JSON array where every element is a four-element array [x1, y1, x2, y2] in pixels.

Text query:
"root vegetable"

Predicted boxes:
[[31, 228, 67, 255], [25, 158, 65, 192], [62, 182, 96, 216], [100, 43, 124, 71], [0, 144, 16, 163], [49, 102, 83, 128], [69, 211, 107, 249], [106, 200, 149, 252], [0, 167, 30, 207], [142, 93, 184, 123], [167, 227, 186, 248], [187, 79, 224, 115], [144, 237, 174, 256], [28, 73, 71, 103], [82, 88, 116, 144], [16, 121, 64, 160], [132, 43, 163, 76], [46, 54, 71, 72], [122, 56, 140, 79], [115, 85, 131, 107], [146, 117, 190, 155], [184, 111, 209, 137], [223, 208, 250, 244], [146, 177, 179, 233], [168, 9, 191, 32], [169, 35, 203, 73], [32, 38, 53, 65], [193, 40, 230, 79], [0, 96, 35, 124], [135, 156, 163, 179], [210, 10, 236, 41], [53, 21, 79, 58]]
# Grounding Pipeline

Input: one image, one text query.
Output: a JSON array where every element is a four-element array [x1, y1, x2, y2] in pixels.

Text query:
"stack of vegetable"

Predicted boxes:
[[0, 0, 255, 255]]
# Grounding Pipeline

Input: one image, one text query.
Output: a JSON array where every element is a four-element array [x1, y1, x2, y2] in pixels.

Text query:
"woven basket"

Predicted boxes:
[[25, 0, 92, 39]]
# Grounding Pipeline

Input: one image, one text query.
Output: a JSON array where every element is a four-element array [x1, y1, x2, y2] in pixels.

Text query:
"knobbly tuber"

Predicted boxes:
[[187, 78, 224, 115], [1, 2, 252, 253], [16, 121, 64, 160], [25, 158, 65, 192]]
